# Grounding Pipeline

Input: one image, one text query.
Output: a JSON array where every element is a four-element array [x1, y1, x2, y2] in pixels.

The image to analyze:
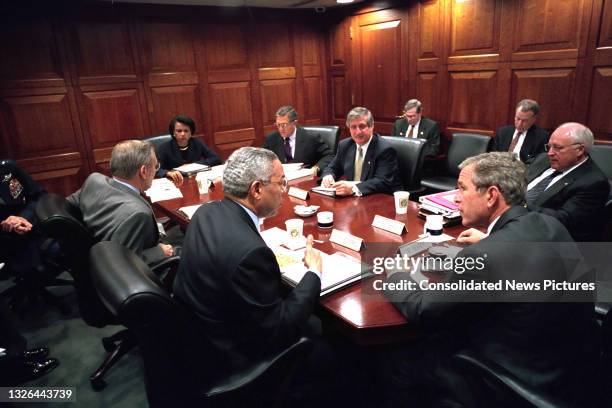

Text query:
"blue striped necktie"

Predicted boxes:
[[526, 170, 561, 204]]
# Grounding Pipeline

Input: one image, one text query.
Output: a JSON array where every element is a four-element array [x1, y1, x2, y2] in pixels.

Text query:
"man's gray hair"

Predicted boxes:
[[346, 107, 374, 127], [516, 99, 540, 116], [223, 147, 278, 198], [403, 99, 422, 113], [564, 122, 594, 153], [459, 152, 527, 206], [275, 106, 298, 122], [109, 140, 155, 179]]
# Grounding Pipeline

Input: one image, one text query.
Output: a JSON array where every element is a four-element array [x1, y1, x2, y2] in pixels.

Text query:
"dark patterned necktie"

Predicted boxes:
[[508, 132, 522, 153], [526, 170, 561, 204], [407, 126, 414, 138], [283, 137, 293, 163]]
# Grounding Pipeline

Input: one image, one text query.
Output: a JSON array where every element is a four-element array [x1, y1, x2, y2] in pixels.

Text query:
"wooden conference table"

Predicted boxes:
[[154, 175, 463, 345]]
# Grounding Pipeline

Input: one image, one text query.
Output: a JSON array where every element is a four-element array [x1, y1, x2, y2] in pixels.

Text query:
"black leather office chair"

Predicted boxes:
[[421, 133, 491, 192], [382, 136, 427, 198], [90, 240, 313, 407], [590, 144, 612, 181], [36, 194, 179, 390], [144, 134, 172, 152], [302, 125, 340, 155]]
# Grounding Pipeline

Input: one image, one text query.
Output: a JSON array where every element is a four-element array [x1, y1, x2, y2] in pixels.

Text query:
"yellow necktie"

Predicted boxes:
[[354, 146, 363, 181]]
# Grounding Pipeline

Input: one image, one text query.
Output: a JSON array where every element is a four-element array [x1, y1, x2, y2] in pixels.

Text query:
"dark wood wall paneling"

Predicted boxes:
[[332, 0, 612, 145], [0, 4, 328, 196]]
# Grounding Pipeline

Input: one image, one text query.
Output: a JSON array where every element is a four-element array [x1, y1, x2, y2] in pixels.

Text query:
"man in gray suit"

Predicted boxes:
[[67, 140, 176, 265]]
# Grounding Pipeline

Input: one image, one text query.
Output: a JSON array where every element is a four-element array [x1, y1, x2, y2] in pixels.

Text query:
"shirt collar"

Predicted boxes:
[[236, 201, 260, 232], [486, 215, 501, 235], [112, 177, 140, 194]]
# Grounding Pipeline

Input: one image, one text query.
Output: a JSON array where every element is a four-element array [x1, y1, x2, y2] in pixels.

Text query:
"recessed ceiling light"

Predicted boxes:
[[337, 0, 354, 4]]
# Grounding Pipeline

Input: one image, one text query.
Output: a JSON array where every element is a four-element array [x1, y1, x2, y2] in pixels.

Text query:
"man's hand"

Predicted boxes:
[[167, 170, 184, 186], [332, 181, 355, 196], [311, 166, 319, 176], [159, 243, 174, 257], [457, 228, 487, 244], [1, 216, 32, 235], [303, 235, 322, 275], [321, 175, 335, 188]]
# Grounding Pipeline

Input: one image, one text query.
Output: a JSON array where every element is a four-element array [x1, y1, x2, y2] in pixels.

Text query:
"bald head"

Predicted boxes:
[[547, 122, 593, 171]]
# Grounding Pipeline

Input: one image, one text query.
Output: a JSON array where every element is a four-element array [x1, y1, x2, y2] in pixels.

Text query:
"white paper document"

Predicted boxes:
[[178, 204, 203, 220], [145, 178, 183, 203]]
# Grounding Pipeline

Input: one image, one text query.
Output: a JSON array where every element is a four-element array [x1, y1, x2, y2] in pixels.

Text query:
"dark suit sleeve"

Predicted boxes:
[[113, 212, 165, 265], [357, 145, 400, 195], [391, 119, 401, 136], [527, 177, 610, 240], [312, 133, 334, 174], [424, 120, 441, 156], [321, 142, 347, 180], [231, 246, 321, 344], [194, 139, 221, 166], [13, 165, 45, 223], [156, 141, 172, 178], [490, 127, 504, 152]]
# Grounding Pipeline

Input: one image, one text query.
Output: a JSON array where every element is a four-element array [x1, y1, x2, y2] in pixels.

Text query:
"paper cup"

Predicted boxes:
[[424, 214, 444, 235], [393, 191, 410, 214], [317, 211, 334, 229], [285, 219, 304, 239], [196, 175, 210, 194]]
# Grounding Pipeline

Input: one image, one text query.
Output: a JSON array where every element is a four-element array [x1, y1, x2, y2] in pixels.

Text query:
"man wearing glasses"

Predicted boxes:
[[526, 122, 610, 241], [67, 140, 178, 265], [262, 106, 334, 175], [174, 147, 325, 388], [322, 107, 402, 196]]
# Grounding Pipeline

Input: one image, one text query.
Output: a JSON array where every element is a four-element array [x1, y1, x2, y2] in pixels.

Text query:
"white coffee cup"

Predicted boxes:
[[196, 174, 210, 194], [393, 191, 410, 214], [285, 219, 304, 240], [317, 211, 334, 229], [424, 214, 444, 236]]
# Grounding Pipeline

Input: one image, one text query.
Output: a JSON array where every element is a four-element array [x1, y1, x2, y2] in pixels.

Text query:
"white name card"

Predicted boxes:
[[288, 187, 309, 200], [371, 214, 406, 236], [329, 229, 363, 252]]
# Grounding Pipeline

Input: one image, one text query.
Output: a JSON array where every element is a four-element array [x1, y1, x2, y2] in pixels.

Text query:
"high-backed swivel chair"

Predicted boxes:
[[90, 240, 313, 407], [36, 194, 179, 390], [302, 125, 340, 155], [421, 133, 490, 192], [382, 136, 427, 198]]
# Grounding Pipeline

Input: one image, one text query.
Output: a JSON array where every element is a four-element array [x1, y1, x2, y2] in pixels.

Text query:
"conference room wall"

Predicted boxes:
[[0, 3, 330, 196], [326, 0, 612, 146]]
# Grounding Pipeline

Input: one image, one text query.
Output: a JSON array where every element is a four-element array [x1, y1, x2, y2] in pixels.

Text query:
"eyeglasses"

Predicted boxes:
[[262, 177, 288, 192], [544, 143, 582, 153], [274, 121, 295, 129], [349, 123, 370, 131], [151, 161, 161, 171]]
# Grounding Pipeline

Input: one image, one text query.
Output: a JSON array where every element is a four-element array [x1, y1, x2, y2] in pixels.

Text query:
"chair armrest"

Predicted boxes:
[[150, 255, 180, 274], [453, 350, 573, 408], [204, 337, 313, 397]]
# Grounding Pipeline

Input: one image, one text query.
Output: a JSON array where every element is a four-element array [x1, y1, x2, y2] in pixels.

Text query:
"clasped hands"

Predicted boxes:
[[1, 215, 33, 235], [321, 175, 355, 196]]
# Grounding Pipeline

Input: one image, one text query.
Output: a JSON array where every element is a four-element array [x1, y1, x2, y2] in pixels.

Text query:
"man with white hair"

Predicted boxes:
[[526, 122, 609, 241]]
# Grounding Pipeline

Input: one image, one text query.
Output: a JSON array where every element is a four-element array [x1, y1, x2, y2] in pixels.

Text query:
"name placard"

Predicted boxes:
[[288, 187, 309, 200], [371, 214, 406, 236], [329, 229, 363, 252]]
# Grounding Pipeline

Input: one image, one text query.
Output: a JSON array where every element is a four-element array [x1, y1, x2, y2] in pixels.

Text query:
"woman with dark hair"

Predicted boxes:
[[156, 115, 221, 184]]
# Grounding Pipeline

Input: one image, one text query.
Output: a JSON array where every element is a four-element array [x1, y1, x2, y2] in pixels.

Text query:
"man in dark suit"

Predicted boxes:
[[67, 140, 178, 265], [173, 147, 323, 378], [383, 152, 597, 407], [525, 122, 610, 242], [391, 99, 440, 157], [322, 107, 402, 196], [262, 105, 334, 176], [490, 99, 549, 164]]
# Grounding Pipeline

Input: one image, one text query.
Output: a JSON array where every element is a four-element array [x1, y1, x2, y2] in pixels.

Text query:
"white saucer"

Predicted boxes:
[[294, 205, 319, 217]]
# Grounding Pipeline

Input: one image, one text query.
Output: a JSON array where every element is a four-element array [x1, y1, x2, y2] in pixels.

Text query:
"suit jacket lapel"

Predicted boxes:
[[345, 142, 357, 180], [533, 160, 593, 206]]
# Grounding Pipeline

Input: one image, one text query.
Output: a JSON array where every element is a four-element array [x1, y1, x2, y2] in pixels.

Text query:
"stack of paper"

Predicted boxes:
[[173, 163, 210, 176], [145, 178, 183, 203], [310, 186, 336, 197]]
